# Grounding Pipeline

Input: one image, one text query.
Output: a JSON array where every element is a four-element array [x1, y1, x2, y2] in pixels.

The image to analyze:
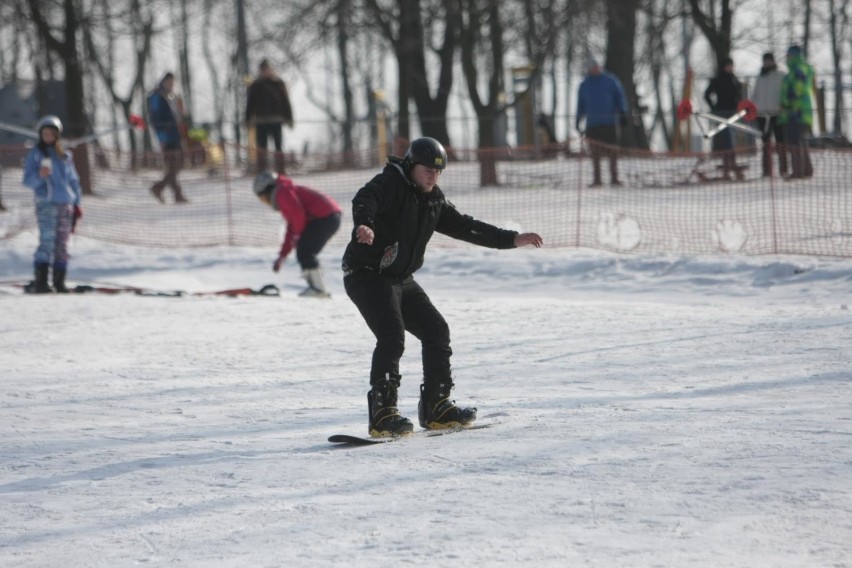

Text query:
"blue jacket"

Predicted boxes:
[[148, 89, 182, 148], [22, 145, 82, 206], [576, 72, 628, 128]]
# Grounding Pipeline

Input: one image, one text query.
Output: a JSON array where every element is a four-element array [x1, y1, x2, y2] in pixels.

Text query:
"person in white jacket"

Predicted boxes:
[[752, 52, 788, 177]]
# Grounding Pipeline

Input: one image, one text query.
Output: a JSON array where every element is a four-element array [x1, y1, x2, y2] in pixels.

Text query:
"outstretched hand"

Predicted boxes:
[[356, 225, 375, 245], [515, 233, 543, 248], [273, 254, 286, 272]]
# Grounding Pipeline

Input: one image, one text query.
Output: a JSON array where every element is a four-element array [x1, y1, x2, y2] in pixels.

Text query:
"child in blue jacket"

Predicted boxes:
[[21, 115, 82, 293]]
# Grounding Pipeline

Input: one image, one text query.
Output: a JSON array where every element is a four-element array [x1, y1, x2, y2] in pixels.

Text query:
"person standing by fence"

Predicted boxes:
[[779, 45, 815, 180], [148, 72, 189, 204], [21, 116, 82, 293], [576, 57, 628, 187], [246, 59, 294, 175], [752, 52, 788, 178], [704, 57, 743, 180]]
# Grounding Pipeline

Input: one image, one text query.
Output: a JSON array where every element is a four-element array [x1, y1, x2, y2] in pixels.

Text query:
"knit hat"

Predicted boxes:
[[585, 57, 600, 71], [787, 45, 802, 57]]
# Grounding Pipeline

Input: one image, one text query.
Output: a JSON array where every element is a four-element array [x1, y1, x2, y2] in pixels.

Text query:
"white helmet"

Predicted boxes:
[[253, 171, 277, 196], [36, 115, 63, 134]]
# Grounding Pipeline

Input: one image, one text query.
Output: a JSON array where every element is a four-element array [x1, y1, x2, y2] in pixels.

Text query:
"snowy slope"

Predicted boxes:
[[1, 233, 851, 567]]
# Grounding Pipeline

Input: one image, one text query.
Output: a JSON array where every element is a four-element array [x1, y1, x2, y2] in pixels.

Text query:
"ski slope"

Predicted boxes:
[[1, 234, 851, 567]]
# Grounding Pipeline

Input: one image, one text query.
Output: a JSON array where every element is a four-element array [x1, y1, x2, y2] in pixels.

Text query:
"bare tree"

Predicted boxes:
[[83, 0, 155, 168], [686, 0, 735, 70], [364, 0, 458, 146], [458, 0, 506, 185], [828, 0, 847, 135], [604, 0, 648, 148], [27, 0, 94, 195]]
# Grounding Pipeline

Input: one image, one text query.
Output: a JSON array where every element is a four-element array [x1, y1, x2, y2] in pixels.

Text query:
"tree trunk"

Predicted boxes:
[[459, 0, 504, 187], [336, 0, 355, 161], [28, 0, 93, 195], [605, 0, 648, 149], [687, 0, 734, 71], [829, 0, 844, 134]]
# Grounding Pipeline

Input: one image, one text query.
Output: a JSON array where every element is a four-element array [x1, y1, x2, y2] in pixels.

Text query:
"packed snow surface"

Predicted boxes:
[[1, 234, 851, 567]]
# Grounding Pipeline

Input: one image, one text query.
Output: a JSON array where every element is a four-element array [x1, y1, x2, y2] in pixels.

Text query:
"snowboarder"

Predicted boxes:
[[253, 171, 341, 297], [342, 137, 543, 437], [21, 115, 82, 293]]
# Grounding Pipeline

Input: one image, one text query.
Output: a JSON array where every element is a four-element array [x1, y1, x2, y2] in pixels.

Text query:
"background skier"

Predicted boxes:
[[253, 171, 341, 297]]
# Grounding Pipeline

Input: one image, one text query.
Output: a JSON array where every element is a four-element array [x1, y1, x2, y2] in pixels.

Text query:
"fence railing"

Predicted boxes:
[[1, 142, 850, 258]]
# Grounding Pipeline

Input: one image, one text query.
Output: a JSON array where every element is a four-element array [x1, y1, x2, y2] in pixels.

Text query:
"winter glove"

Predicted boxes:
[[575, 118, 583, 134], [71, 205, 83, 233], [272, 254, 286, 273]]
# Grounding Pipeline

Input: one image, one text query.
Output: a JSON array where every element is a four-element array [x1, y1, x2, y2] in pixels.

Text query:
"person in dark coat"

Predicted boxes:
[[246, 59, 294, 174], [704, 58, 743, 179], [342, 137, 543, 438]]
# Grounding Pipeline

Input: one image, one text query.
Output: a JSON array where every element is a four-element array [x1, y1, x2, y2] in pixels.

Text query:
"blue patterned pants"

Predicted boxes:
[[34, 201, 73, 266]]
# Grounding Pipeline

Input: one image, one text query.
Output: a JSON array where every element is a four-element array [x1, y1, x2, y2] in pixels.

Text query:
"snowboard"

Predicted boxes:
[[328, 423, 494, 446]]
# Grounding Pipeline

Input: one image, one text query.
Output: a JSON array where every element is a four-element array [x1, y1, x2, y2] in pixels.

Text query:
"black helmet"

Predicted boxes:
[[404, 137, 447, 171]]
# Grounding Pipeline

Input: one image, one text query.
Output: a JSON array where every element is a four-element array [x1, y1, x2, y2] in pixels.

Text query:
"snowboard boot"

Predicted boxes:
[[418, 381, 477, 430], [300, 268, 330, 298], [368, 375, 414, 438], [53, 264, 69, 293], [24, 263, 53, 294]]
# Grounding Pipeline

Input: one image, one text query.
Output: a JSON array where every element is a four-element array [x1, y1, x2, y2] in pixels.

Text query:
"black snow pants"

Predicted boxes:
[[296, 213, 341, 270], [344, 271, 452, 386]]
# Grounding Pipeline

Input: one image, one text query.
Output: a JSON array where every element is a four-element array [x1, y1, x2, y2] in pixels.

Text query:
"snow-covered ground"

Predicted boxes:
[[1, 232, 851, 567]]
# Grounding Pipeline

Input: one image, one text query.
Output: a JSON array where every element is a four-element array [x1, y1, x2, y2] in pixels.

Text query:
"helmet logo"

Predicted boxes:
[[434, 157, 444, 166]]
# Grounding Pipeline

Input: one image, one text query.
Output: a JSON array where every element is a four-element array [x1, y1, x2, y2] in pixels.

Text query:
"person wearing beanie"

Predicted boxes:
[[704, 57, 743, 180], [779, 45, 815, 179], [752, 52, 788, 177], [575, 57, 629, 187]]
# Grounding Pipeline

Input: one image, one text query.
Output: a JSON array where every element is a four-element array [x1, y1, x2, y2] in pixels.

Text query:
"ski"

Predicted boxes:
[[328, 423, 494, 446], [1, 280, 280, 298]]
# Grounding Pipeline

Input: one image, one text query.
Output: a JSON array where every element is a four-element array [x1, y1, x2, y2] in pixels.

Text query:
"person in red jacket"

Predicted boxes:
[[253, 171, 341, 297]]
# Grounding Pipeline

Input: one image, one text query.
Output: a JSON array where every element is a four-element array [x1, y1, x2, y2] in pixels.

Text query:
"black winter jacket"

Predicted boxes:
[[246, 77, 294, 124], [342, 158, 519, 278], [704, 71, 742, 113]]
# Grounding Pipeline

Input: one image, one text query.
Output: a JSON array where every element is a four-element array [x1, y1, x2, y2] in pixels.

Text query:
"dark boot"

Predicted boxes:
[[761, 144, 773, 177], [173, 185, 189, 204], [419, 381, 477, 430], [53, 264, 69, 293], [368, 375, 414, 438], [777, 144, 788, 177], [24, 263, 52, 294]]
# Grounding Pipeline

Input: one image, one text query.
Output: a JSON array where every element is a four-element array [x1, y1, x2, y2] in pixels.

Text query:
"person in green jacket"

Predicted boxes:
[[779, 45, 814, 179]]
